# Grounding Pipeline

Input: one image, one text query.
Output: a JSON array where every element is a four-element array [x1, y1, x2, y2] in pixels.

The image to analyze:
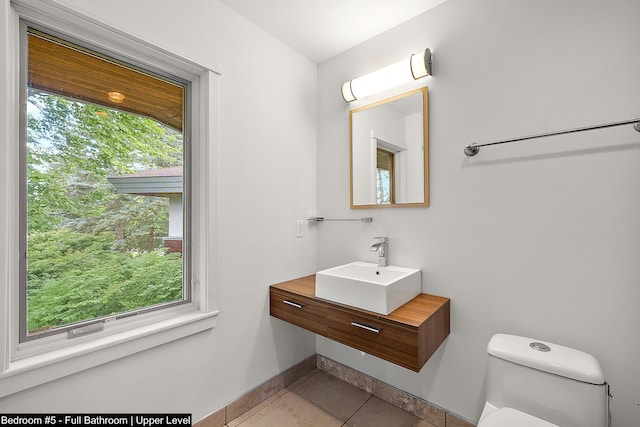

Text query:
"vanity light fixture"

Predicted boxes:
[[341, 48, 432, 103]]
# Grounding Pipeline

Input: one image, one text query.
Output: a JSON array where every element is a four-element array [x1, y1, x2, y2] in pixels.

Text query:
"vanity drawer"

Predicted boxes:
[[270, 288, 328, 336], [327, 307, 419, 371]]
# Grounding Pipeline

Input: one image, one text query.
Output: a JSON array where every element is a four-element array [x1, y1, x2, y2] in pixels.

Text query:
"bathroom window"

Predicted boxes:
[[20, 27, 190, 342], [376, 148, 395, 204], [2, 3, 217, 397]]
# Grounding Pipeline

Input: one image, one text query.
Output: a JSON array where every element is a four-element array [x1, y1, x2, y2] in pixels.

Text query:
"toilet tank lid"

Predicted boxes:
[[479, 408, 558, 427], [487, 334, 605, 385]]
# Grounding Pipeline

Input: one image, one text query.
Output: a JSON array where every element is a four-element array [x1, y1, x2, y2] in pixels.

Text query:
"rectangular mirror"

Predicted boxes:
[[350, 87, 429, 208]]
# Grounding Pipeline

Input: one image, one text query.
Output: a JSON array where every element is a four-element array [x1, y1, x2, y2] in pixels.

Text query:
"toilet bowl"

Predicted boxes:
[[478, 334, 610, 427]]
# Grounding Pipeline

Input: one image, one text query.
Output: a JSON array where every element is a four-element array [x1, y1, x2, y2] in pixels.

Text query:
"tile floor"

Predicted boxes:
[[226, 370, 437, 427]]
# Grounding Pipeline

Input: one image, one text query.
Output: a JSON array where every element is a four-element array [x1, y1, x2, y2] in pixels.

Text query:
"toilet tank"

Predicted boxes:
[[485, 334, 610, 427]]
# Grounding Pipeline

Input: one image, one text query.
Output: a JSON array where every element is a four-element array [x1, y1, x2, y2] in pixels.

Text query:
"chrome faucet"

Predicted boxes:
[[370, 237, 389, 267]]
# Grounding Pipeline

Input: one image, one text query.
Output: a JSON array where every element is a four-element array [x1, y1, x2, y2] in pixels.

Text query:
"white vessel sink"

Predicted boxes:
[[315, 261, 421, 315]]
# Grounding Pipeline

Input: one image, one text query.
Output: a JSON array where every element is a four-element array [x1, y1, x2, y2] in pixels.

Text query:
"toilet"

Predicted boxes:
[[478, 334, 611, 427]]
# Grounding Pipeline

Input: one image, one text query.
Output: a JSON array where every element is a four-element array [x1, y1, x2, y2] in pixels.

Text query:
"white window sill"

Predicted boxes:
[[0, 310, 219, 398]]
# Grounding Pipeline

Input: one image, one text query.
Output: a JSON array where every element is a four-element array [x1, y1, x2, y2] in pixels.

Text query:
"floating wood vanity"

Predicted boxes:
[[270, 275, 450, 372]]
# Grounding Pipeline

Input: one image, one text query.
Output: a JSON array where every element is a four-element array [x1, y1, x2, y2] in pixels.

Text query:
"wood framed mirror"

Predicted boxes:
[[350, 87, 429, 208]]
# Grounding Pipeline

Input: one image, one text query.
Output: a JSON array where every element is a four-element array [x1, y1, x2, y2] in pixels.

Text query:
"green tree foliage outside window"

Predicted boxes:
[[26, 91, 184, 334]]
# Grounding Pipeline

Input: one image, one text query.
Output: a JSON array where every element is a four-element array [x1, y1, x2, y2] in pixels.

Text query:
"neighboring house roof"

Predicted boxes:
[[107, 166, 183, 197]]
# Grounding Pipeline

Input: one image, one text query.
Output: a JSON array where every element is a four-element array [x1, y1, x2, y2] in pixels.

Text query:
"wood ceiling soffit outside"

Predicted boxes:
[[28, 32, 184, 132]]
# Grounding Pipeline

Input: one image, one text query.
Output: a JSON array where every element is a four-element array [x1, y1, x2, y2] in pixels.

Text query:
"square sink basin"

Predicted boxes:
[[315, 261, 421, 315]]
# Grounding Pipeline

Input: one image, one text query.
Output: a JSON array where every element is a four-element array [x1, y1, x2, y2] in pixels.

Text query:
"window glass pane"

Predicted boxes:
[[23, 30, 187, 339], [376, 148, 394, 205]]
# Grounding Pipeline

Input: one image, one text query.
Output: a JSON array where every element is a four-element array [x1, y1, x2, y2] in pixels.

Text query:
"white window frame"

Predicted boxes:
[[0, 0, 220, 398]]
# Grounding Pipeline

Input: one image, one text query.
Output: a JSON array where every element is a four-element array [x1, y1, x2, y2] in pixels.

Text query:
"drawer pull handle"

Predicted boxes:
[[283, 300, 304, 309], [351, 321, 380, 333]]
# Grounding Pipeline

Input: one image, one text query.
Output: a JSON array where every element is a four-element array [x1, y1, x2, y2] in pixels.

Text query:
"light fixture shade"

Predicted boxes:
[[107, 91, 125, 103], [341, 48, 432, 103], [410, 49, 431, 79], [341, 81, 356, 103]]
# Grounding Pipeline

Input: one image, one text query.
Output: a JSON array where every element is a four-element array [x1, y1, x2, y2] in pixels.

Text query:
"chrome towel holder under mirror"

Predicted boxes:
[[464, 117, 640, 157], [307, 217, 372, 223]]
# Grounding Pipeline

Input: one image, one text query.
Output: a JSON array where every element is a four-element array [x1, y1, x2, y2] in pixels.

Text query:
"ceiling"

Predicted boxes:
[[29, 30, 184, 131], [219, 0, 449, 63]]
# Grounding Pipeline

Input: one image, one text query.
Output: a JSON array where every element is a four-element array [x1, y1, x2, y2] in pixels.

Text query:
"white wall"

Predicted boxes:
[[403, 111, 423, 203], [0, 0, 318, 421], [168, 195, 182, 238], [317, 0, 640, 425]]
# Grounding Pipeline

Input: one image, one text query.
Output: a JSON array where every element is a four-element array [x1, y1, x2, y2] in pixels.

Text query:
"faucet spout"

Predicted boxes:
[[370, 237, 389, 267]]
